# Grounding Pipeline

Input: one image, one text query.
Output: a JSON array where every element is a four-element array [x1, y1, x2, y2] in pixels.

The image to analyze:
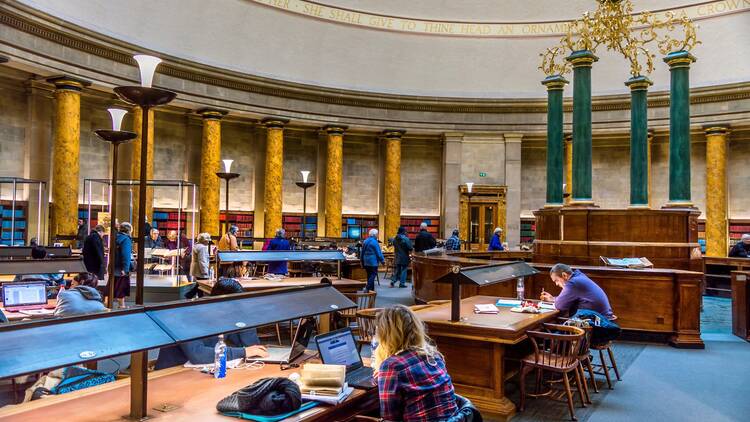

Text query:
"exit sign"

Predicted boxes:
[[479, 172, 487, 177]]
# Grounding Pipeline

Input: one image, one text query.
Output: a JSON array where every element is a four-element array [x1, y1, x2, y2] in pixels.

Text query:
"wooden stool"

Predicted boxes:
[[591, 341, 621, 389]]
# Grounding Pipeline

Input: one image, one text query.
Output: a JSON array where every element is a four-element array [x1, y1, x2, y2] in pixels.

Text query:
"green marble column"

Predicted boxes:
[[542, 75, 568, 206], [566, 50, 598, 203], [664, 51, 697, 206], [625, 76, 653, 207]]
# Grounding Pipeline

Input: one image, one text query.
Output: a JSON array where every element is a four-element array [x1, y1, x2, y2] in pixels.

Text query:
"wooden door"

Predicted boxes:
[[459, 185, 507, 251]]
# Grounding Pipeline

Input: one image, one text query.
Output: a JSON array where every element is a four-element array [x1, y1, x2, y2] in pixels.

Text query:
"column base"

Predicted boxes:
[[628, 204, 651, 209], [543, 202, 564, 208], [662, 201, 696, 209], [567, 199, 597, 207]]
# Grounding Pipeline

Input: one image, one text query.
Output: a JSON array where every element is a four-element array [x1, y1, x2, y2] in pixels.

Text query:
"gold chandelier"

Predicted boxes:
[[539, 0, 700, 77]]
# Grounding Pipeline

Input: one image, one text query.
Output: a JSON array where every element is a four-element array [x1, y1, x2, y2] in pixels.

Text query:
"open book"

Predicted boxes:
[[600, 256, 653, 269], [474, 304, 499, 314]]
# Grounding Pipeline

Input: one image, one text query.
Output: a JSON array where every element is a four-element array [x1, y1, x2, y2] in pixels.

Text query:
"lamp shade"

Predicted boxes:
[[466, 182, 474, 193], [107, 108, 128, 131], [133, 55, 162, 88], [222, 159, 233, 173], [301, 170, 310, 183]]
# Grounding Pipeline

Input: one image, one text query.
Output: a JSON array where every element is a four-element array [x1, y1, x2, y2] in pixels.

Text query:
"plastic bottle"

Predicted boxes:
[[209, 266, 215, 281], [214, 334, 227, 379], [56, 281, 65, 300], [516, 277, 525, 301]]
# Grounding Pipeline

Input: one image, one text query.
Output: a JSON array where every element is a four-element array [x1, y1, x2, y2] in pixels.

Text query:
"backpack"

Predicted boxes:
[[31, 366, 115, 400], [571, 309, 621, 346]]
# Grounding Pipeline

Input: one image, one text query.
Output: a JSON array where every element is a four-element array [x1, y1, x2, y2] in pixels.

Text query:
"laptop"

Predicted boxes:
[[315, 328, 376, 390], [2, 282, 48, 312], [254, 317, 315, 364]]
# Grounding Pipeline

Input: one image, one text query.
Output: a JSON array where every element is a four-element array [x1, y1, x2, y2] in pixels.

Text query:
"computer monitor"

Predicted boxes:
[[2, 282, 47, 308], [347, 225, 361, 240], [315, 328, 364, 371]]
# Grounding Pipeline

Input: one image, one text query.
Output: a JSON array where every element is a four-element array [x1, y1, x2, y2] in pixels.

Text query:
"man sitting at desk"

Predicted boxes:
[[540, 263, 614, 319], [729, 234, 750, 257], [266, 228, 291, 275], [154, 278, 268, 369], [144, 228, 163, 249]]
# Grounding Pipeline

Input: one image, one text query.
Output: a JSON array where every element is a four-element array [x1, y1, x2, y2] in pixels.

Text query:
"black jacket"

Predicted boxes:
[[729, 242, 750, 258], [414, 229, 436, 252], [82, 232, 105, 279]]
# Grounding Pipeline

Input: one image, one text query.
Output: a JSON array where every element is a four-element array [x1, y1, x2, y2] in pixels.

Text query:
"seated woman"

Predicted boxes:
[[154, 278, 268, 369], [373, 305, 459, 422], [54, 272, 106, 317]]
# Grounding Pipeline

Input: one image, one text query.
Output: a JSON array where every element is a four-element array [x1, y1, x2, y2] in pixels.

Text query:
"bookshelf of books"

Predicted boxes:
[[341, 214, 379, 240], [520, 218, 536, 245], [697, 220, 706, 254], [729, 220, 750, 249], [220, 212, 254, 238], [0, 201, 27, 246], [400, 216, 440, 240], [282, 213, 318, 239], [152, 209, 187, 236]]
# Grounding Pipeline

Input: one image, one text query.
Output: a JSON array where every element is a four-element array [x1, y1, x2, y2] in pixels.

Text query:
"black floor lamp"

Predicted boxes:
[[295, 170, 315, 241], [216, 159, 240, 236]]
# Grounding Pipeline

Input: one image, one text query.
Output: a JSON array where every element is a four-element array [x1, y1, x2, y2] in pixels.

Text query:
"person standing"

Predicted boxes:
[[488, 227, 504, 251], [390, 227, 413, 288], [444, 229, 461, 251], [266, 228, 291, 275], [361, 229, 385, 291], [82, 225, 106, 280], [76, 219, 87, 249], [190, 233, 211, 280], [111, 222, 133, 309], [414, 222, 437, 253]]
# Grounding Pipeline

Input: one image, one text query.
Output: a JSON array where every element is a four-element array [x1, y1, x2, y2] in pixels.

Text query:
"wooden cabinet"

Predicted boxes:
[[731, 271, 750, 342]]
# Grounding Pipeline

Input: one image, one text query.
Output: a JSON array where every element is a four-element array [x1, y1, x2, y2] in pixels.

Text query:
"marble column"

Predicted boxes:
[[442, 133, 464, 236], [564, 134, 573, 205], [262, 118, 289, 238], [664, 51, 697, 206], [504, 133, 523, 249], [383, 130, 405, 241], [542, 75, 568, 207], [131, 107, 155, 236], [626, 76, 653, 207], [566, 50, 598, 204], [198, 108, 227, 236], [324, 125, 346, 238], [704, 126, 730, 256], [47, 76, 90, 243]]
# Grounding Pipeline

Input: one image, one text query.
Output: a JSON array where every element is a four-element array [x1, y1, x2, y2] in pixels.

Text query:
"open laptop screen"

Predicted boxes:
[[316, 328, 363, 371], [2, 282, 47, 307]]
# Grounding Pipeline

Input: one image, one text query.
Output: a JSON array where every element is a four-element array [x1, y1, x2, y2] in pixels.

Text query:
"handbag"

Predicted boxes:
[[31, 366, 115, 400]]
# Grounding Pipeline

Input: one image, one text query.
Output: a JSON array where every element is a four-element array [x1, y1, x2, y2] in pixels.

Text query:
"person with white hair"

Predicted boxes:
[[414, 221, 436, 252], [729, 233, 750, 258], [488, 227, 504, 251], [266, 228, 291, 274], [190, 233, 212, 280], [360, 228, 385, 291]]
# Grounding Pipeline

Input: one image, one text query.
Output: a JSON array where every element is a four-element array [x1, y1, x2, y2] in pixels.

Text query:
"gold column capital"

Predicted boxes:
[[46, 75, 91, 92], [262, 117, 290, 129], [382, 129, 405, 139], [704, 125, 731, 136], [324, 125, 348, 135], [625, 75, 653, 91], [197, 108, 228, 120]]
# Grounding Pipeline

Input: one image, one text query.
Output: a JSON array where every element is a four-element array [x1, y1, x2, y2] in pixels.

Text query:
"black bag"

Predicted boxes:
[[216, 377, 302, 416]]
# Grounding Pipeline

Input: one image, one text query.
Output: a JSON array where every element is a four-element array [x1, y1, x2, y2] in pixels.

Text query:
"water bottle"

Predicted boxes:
[[214, 334, 227, 379], [516, 277, 525, 301], [209, 266, 215, 281]]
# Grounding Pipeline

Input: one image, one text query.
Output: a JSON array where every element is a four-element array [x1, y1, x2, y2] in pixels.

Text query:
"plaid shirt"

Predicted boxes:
[[377, 350, 458, 422], [444, 235, 461, 251]]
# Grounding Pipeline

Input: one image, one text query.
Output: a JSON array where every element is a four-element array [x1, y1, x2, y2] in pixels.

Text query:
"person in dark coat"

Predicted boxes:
[[414, 222, 437, 253], [361, 229, 385, 292], [488, 227, 505, 251], [82, 225, 106, 280], [143, 228, 164, 249], [266, 228, 291, 275], [390, 227, 413, 288], [154, 278, 267, 369], [76, 219, 87, 249], [110, 222, 133, 309], [729, 234, 750, 258]]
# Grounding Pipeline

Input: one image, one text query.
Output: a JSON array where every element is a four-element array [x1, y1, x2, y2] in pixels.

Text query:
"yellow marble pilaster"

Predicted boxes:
[[383, 130, 404, 240], [131, 107, 155, 237], [705, 126, 730, 256], [47, 76, 89, 243], [563, 134, 573, 205], [263, 118, 289, 238], [324, 125, 346, 238], [198, 109, 227, 236], [647, 131, 654, 208]]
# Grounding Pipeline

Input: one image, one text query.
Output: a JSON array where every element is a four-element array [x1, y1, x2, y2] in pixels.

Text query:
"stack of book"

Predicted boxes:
[[474, 304, 499, 314], [298, 364, 352, 405]]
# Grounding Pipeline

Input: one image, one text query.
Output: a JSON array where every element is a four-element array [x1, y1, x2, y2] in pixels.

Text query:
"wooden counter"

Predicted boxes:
[[413, 255, 704, 348], [0, 359, 378, 421], [414, 296, 559, 421], [703, 256, 750, 298], [731, 271, 750, 342]]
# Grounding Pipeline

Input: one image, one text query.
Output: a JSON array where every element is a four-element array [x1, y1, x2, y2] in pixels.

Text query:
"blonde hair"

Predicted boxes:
[[374, 305, 438, 367]]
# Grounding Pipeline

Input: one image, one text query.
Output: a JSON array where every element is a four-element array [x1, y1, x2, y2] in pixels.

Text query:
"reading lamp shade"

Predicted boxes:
[[222, 159, 233, 173], [133, 55, 162, 88], [301, 170, 310, 183], [107, 108, 128, 131], [466, 182, 474, 193]]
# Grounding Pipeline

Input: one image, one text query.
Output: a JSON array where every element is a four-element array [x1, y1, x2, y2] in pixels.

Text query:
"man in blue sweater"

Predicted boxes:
[[266, 228, 291, 275], [540, 263, 614, 319]]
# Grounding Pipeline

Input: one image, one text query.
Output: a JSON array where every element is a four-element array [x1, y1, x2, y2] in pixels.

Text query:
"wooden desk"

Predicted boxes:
[[414, 296, 558, 421], [703, 256, 750, 298], [731, 271, 750, 342], [0, 361, 378, 421]]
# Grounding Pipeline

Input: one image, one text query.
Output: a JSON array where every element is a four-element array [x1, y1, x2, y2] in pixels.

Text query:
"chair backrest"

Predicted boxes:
[[355, 307, 382, 344], [342, 291, 377, 317], [526, 323, 585, 370], [446, 394, 483, 422]]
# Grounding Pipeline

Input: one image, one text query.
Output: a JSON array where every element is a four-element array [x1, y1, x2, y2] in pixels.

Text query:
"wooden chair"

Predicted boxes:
[[520, 323, 587, 421], [427, 299, 451, 306], [382, 255, 395, 280], [342, 291, 377, 335], [355, 308, 382, 351]]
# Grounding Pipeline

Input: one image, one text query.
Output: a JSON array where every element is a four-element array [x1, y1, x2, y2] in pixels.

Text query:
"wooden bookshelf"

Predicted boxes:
[[520, 218, 536, 245], [0, 201, 27, 246], [341, 214, 379, 240], [400, 216, 440, 240], [220, 211, 254, 238], [282, 213, 317, 238]]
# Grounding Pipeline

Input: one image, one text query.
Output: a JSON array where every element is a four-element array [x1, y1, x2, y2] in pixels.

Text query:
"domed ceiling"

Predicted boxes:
[[16, 0, 750, 98]]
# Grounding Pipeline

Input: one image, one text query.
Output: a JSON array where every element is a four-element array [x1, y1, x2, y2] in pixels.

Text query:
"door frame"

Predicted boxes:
[[459, 185, 507, 250]]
